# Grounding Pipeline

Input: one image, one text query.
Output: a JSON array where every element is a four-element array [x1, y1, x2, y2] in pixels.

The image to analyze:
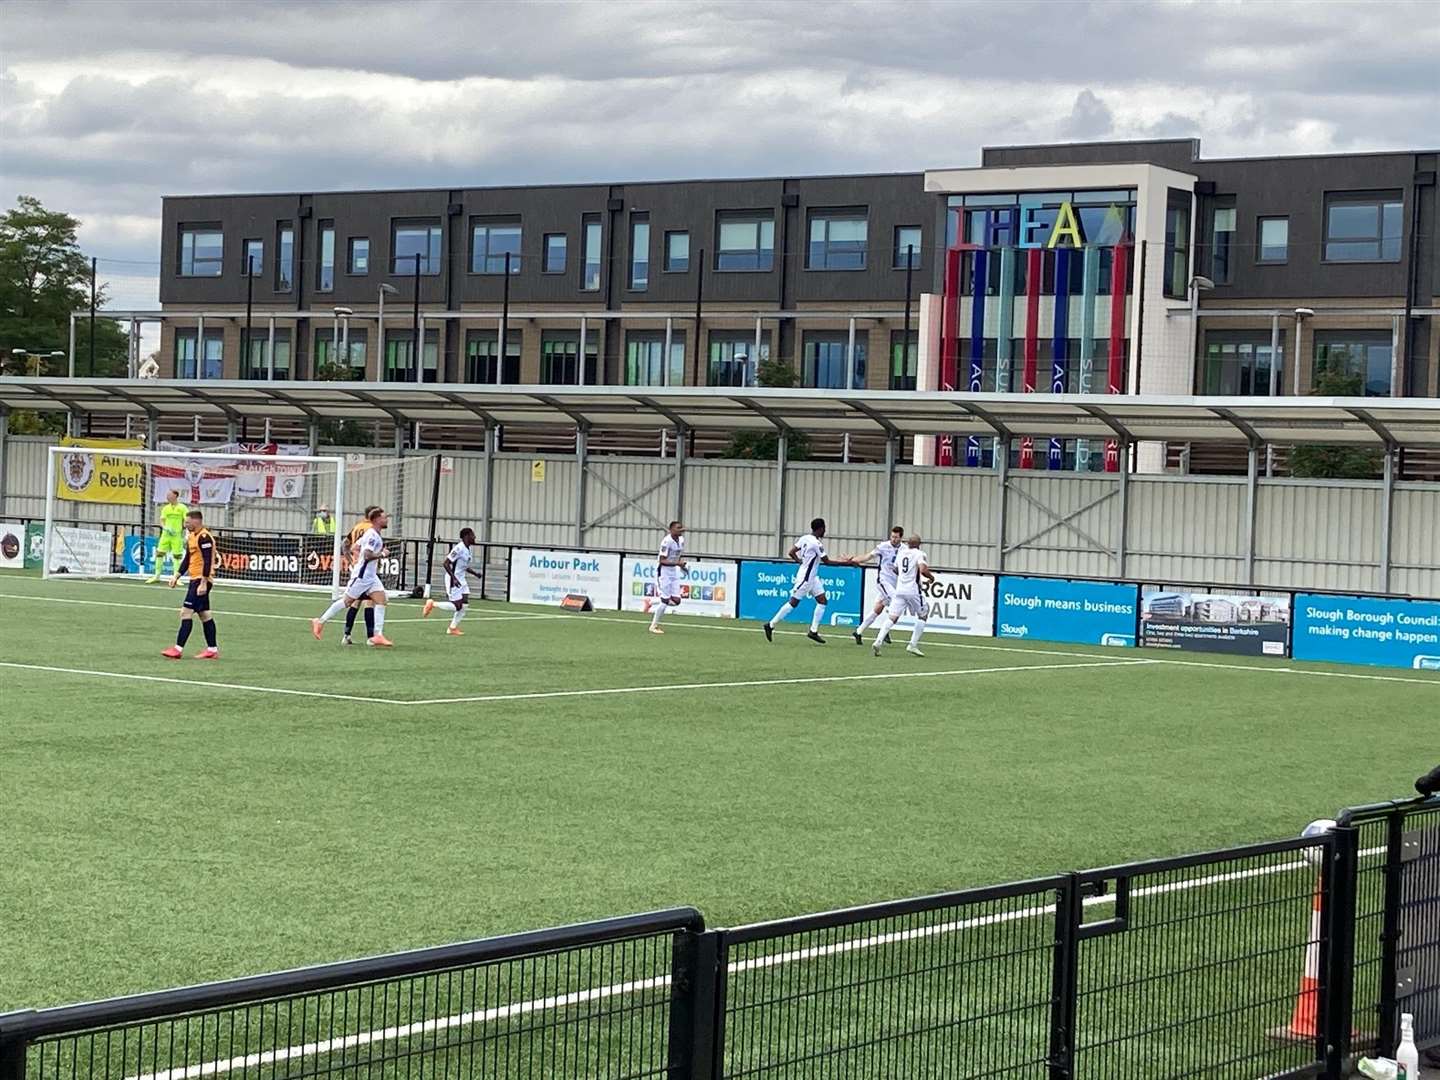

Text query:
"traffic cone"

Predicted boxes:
[[1286, 879, 1324, 1039]]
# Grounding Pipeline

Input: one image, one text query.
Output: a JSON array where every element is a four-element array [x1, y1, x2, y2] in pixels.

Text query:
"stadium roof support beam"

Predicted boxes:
[[1209, 407, 1263, 445], [843, 399, 900, 439], [1077, 404, 1132, 444], [436, 392, 500, 428], [952, 401, 1012, 441], [1346, 407, 1398, 447]]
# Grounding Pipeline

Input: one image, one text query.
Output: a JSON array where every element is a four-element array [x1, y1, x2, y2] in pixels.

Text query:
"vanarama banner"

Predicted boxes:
[[55, 437, 144, 505]]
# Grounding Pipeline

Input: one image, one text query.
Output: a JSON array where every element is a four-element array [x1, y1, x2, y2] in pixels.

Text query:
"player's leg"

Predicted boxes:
[[197, 608, 219, 659], [807, 591, 828, 642], [870, 604, 899, 656], [342, 600, 360, 644], [313, 592, 351, 639], [368, 590, 392, 646], [447, 595, 468, 634], [164, 585, 200, 657], [906, 600, 927, 657], [764, 596, 799, 641], [855, 596, 885, 641], [149, 536, 173, 582]]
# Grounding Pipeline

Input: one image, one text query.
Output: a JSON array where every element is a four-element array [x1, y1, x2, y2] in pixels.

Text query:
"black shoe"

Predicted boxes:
[[852, 630, 863, 645], [763, 624, 773, 642], [807, 630, 826, 644]]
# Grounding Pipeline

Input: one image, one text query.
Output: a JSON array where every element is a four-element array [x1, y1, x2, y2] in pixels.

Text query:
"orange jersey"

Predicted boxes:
[[185, 528, 216, 579], [348, 520, 370, 550]]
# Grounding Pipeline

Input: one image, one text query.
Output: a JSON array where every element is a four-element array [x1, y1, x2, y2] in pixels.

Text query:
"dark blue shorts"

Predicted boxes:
[[183, 579, 213, 613]]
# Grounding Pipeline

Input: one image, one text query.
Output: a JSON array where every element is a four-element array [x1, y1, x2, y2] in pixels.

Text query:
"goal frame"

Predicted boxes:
[[43, 446, 348, 593]]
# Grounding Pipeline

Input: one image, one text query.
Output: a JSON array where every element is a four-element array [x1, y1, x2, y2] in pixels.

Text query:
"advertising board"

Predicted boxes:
[[621, 555, 738, 618], [509, 548, 622, 610], [737, 561, 863, 626], [1140, 586, 1290, 656], [861, 568, 996, 636], [1293, 593, 1440, 670], [997, 576, 1137, 646]]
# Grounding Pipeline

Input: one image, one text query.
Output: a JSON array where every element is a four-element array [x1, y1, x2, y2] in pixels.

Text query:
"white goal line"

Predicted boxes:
[[125, 846, 1379, 1080]]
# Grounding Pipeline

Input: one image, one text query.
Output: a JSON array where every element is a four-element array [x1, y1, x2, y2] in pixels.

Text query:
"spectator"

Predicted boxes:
[[312, 505, 336, 535]]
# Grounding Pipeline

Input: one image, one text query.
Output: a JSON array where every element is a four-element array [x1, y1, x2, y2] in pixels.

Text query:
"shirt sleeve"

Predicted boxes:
[[198, 536, 214, 577]]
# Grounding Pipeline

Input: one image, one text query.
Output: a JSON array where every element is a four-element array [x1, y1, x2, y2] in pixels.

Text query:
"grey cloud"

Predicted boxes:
[[1061, 90, 1113, 140]]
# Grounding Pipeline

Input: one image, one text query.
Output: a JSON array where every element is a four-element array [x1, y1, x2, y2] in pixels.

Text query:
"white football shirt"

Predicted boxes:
[[447, 541, 472, 581], [873, 540, 901, 587], [792, 533, 827, 588], [658, 533, 684, 571], [351, 528, 384, 583], [894, 545, 929, 595]]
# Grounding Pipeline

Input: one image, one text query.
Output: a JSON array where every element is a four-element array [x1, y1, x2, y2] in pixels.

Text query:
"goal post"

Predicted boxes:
[[44, 445, 347, 593]]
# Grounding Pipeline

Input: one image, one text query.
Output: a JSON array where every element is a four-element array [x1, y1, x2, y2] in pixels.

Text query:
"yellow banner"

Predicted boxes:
[[56, 437, 145, 505]]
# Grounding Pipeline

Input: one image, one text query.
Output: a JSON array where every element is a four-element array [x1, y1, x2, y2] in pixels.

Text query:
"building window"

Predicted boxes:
[[629, 213, 650, 291], [347, 237, 369, 275], [314, 330, 367, 377], [1163, 193, 1191, 299], [716, 211, 774, 271], [471, 217, 521, 274], [541, 330, 599, 385], [1257, 217, 1288, 263], [624, 331, 685, 386], [242, 332, 293, 380], [384, 329, 439, 382], [1314, 331, 1393, 396], [242, 239, 263, 277], [802, 332, 865, 389], [276, 224, 294, 291], [543, 233, 567, 274], [1324, 192, 1403, 262], [582, 215, 602, 291], [709, 334, 768, 387], [1202, 332, 1283, 395], [893, 226, 921, 270], [1209, 205, 1235, 285], [890, 330, 918, 390], [318, 221, 335, 291], [466, 331, 521, 384], [392, 220, 442, 275], [665, 231, 690, 272], [807, 209, 867, 271], [175, 331, 224, 379], [178, 226, 223, 277]]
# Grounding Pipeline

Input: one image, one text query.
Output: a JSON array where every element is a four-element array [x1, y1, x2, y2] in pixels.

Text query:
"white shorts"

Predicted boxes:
[[657, 571, 682, 601], [447, 583, 471, 604], [876, 578, 895, 604], [345, 575, 383, 601], [790, 575, 826, 602], [887, 592, 926, 620]]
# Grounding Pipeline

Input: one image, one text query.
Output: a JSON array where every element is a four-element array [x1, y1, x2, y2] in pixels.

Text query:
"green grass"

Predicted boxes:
[[0, 571, 1433, 1014]]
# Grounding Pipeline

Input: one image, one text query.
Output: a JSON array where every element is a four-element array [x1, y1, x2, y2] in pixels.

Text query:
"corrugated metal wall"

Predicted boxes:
[[5, 435, 1437, 598]]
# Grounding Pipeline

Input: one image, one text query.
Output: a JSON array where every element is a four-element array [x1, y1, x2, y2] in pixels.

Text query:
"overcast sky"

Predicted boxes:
[[3, 0, 1438, 311]]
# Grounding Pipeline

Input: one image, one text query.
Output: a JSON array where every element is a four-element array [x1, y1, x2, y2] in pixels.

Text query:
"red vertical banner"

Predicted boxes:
[[1104, 243, 1131, 473], [1019, 246, 1042, 469], [938, 246, 962, 467]]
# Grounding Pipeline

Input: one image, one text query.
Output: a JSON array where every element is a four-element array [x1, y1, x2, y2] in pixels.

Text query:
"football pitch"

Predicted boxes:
[[1, 571, 1434, 1013]]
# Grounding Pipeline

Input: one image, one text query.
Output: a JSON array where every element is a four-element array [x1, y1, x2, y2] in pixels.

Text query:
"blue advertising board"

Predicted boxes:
[[737, 561, 863, 626], [121, 533, 157, 574], [1293, 593, 1440, 670], [997, 576, 1138, 646]]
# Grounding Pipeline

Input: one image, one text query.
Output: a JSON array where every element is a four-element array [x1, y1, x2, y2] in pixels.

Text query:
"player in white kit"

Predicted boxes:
[[764, 517, 842, 644], [422, 528, 480, 635], [870, 534, 934, 657], [311, 507, 394, 647], [648, 521, 687, 634], [850, 525, 905, 645]]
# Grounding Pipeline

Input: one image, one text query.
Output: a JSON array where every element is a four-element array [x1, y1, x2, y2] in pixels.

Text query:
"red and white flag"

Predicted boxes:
[[153, 445, 237, 505], [232, 442, 307, 500], [153, 442, 307, 504]]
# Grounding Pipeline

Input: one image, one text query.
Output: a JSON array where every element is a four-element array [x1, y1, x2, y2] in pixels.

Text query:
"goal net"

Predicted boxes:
[[43, 444, 438, 595]]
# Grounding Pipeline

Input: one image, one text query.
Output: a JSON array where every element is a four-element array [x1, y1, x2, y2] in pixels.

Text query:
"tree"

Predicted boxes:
[[1288, 369, 1383, 479], [720, 356, 812, 461], [312, 353, 374, 446], [0, 195, 129, 378]]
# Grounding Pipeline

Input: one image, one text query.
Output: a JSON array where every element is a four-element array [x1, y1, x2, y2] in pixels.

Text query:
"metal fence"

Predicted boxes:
[[10, 798, 1437, 1080]]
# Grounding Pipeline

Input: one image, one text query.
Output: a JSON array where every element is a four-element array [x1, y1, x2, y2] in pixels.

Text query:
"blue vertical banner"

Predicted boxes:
[[966, 250, 988, 468], [1049, 248, 1070, 470]]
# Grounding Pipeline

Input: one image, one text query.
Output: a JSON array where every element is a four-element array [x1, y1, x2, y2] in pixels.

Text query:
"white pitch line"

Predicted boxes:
[[0, 662, 401, 705], [130, 843, 1364, 1080], [403, 658, 1157, 705], [0, 592, 565, 625]]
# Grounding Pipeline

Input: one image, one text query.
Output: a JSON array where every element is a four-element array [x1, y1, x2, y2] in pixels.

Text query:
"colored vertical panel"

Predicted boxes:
[[1019, 247, 1042, 469], [939, 246, 962, 467], [1049, 248, 1071, 470], [1105, 243, 1131, 473], [1076, 245, 1100, 471], [993, 246, 1017, 464], [966, 250, 988, 467]]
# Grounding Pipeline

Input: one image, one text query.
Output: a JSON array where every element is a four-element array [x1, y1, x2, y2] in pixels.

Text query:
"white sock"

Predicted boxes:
[[319, 599, 346, 623], [909, 618, 927, 646], [768, 601, 793, 628], [651, 603, 667, 627], [810, 602, 826, 633], [372, 605, 386, 635], [434, 600, 456, 613], [858, 609, 880, 633], [450, 608, 466, 629], [874, 613, 895, 643]]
